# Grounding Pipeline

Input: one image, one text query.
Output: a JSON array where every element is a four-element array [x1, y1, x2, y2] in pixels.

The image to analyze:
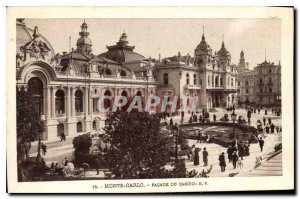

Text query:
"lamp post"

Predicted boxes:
[[173, 123, 179, 163], [231, 111, 237, 140]]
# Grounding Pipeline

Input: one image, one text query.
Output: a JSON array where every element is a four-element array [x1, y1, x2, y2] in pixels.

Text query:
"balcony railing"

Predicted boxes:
[[184, 84, 201, 90], [158, 84, 173, 89]]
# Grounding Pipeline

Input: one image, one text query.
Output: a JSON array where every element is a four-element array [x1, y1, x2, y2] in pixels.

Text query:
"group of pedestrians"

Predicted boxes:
[[189, 145, 209, 167]]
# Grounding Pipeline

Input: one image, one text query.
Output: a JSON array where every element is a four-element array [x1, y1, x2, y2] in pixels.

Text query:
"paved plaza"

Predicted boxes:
[[29, 108, 282, 178]]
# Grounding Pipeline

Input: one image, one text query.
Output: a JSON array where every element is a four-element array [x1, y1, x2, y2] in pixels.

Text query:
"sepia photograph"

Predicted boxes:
[[6, 7, 294, 193]]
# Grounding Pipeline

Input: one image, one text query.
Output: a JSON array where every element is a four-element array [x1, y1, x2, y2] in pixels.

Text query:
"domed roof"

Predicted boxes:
[[195, 34, 211, 53], [99, 32, 145, 63], [16, 19, 55, 57], [77, 36, 92, 46]]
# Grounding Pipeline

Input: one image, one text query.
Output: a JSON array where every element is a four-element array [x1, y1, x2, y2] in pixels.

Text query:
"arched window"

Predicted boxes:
[[220, 77, 223, 87], [103, 90, 112, 109], [75, 90, 83, 112], [92, 120, 96, 130], [55, 90, 65, 114], [215, 76, 218, 87], [193, 74, 197, 85], [136, 91, 142, 96], [28, 77, 44, 115], [57, 123, 64, 136], [186, 73, 190, 85], [105, 68, 112, 75], [120, 70, 126, 77], [77, 121, 82, 133], [208, 75, 210, 87]]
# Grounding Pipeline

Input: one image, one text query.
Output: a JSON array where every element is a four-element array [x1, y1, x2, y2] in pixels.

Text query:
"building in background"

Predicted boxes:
[[155, 32, 239, 111], [237, 51, 281, 107]]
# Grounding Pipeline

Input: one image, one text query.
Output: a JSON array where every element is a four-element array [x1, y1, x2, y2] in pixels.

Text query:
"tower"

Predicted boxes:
[[238, 50, 248, 72], [76, 20, 93, 55], [217, 36, 231, 68], [194, 27, 212, 70]]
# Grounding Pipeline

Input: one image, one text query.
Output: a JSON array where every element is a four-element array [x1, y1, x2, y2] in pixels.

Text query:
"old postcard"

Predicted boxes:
[[6, 7, 294, 193]]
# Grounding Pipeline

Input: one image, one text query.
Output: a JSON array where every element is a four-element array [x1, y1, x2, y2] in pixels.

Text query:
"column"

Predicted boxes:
[[66, 86, 71, 118], [85, 87, 89, 116], [71, 87, 76, 117], [43, 87, 47, 116], [51, 87, 57, 118], [219, 74, 221, 88], [46, 86, 51, 119]]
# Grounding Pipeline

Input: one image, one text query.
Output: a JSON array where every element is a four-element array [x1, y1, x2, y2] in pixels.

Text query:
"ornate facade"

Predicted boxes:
[[16, 19, 156, 141], [237, 52, 281, 106], [155, 33, 239, 110]]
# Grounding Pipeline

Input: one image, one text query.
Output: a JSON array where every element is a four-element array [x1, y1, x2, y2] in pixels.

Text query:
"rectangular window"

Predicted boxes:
[[163, 73, 168, 85]]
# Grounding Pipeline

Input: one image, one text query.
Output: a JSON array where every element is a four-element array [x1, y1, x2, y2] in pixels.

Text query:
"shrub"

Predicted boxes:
[[72, 134, 92, 153]]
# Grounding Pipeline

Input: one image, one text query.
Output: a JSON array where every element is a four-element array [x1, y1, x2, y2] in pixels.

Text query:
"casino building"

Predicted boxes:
[[16, 19, 156, 141], [155, 33, 239, 111], [16, 19, 278, 141]]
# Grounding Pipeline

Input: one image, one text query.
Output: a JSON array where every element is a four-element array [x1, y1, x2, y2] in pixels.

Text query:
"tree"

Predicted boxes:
[[16, 87, 44, 162], [104, 112, 170, 179]]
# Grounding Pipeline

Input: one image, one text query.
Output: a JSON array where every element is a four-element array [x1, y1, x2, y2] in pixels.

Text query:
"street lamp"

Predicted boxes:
[[231, 111, 237, 140], [173, 123, 179, 163]]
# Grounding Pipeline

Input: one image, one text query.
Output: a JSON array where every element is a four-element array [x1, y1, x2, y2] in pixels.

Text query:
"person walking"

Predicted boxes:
[[197, 131, 202, 143], [219, 152, 226, 172], [270, 123, 275, 133], [258, 108, 260, 114], [202, 147, 208, 166], [263, 117, 266, 126], [169, 118, 173, 127], [259, 137, 265, 152], [95, 157, 100, 175], [265, 109, 268, 115], [268, 117, 272, 125], [60, 132, 66, 142], [232, 151, 239, 169], [41, 142, 47, 156], [238, 144, 244, 160], [276, 126, 280, 134], [213, 114, 217, 122], [190, 145, 195, 162], [194, 148, 200, 166], [227, 146, 233, 162], [266, 123, 270, 134]]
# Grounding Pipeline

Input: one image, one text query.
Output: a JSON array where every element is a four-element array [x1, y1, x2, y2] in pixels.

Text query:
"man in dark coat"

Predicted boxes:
[[232, 151, 239, 169], [227, 146, 233, 162], [197, 131, 202, 143], [263, 117, 266, 126], [213, 114, 217, 122], [41, 142, 47, 156], [259, 137, 265, 152], [268, 117, 272, 125], [219, 152, 226, 172], [202, 147, 208, 166], [238, 144, 244, 160], [270, 123, 275, 133]]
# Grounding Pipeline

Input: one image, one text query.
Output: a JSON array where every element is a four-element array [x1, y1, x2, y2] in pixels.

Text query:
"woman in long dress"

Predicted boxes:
[[190, 145, 195, 162], [194, 148, 200, 166]]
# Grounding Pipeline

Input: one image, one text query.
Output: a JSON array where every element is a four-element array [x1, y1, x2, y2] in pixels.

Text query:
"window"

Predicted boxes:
[[269, 69, 272, 74], [92, 120, 96, 130], [105, 69, 112, 75], [246, 89, 249, 94], [186, 73, 190, 85], [269, 88, 273, 93], [259, 78, 263, 83], [75, 90, 83, 112], [193, 74, 197, 85], [245, 81, 249, 86], [269, 77, 272, 83], [220, 77, 223, 87], [163, 73, 168, 85], [215, 76, 218, 87], [231, 78, 234, 87], [77, 122, 82, 133], [120, 70, 126, 77], [55, 90, 65, 114], [200, 79, 203, 86], [208, 76, 210, 87], [57, 123, 64, 136], [238, 81, 240, 86], [103, 90, 112, 109]]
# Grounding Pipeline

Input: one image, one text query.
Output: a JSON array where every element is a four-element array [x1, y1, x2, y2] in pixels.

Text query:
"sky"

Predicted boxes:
[[25, 18, 281, 69]]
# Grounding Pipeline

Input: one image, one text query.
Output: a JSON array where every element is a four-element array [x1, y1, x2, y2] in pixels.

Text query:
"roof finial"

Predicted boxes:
[[201, 26, 205, 41], [221, 34, 225, 47], [203, 26, 204, 35]]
